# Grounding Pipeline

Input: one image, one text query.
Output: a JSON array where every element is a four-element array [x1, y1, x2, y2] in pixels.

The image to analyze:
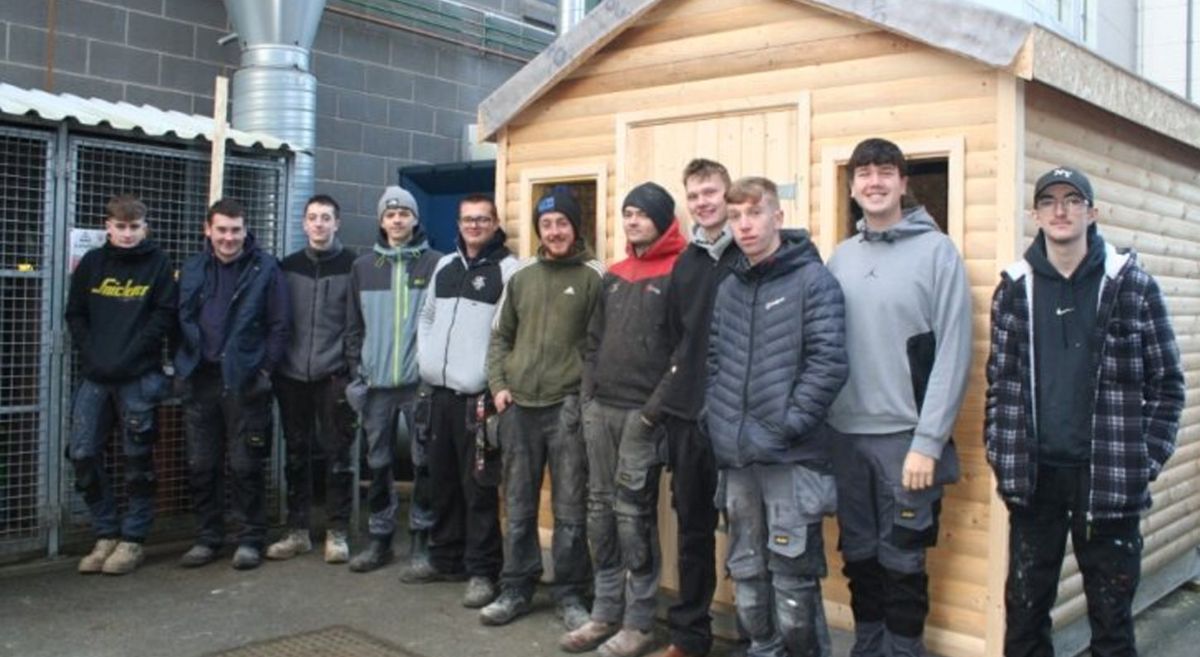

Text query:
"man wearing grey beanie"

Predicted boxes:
[[345, 185, 442, 572]]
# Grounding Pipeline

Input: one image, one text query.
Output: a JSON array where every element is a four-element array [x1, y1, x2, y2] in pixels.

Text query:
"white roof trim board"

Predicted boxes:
[[0, 83, 291, 151], [477, 0, 1200, 150]]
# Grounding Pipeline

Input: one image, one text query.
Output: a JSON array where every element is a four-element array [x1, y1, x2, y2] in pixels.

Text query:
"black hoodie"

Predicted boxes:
[[1026, 227, 1106, 465], [66, 239, 177, 383]]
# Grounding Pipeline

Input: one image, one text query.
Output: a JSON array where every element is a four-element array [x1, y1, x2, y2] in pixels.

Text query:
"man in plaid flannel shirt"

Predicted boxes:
[[984, 166, 1184, 657]]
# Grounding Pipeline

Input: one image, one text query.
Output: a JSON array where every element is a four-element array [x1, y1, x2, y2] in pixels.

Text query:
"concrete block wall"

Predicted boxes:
[[0, 0, 529, 249]]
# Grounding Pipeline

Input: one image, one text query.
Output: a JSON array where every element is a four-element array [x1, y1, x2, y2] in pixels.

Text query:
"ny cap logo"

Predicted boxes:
[[1054, 169, 1073, 178]]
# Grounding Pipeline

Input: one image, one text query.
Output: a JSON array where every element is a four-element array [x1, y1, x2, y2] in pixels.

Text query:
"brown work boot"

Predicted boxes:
[[599, 628, 656, 657], [101, 541, 144, 575], [78, 538, 118, 574]]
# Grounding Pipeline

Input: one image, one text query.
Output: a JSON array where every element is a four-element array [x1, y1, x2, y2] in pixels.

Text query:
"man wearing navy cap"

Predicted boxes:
[[985, 166, 1184, 657]]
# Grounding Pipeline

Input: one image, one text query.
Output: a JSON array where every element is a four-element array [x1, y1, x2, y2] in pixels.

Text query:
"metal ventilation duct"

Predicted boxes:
[[223, 0, 326, 251]]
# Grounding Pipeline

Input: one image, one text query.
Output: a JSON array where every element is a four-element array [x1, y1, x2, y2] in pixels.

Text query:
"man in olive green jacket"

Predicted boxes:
[[481, 189, 604, 629]]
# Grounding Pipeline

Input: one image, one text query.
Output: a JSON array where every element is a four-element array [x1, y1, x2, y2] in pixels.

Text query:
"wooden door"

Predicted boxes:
[[613, 93, 811, 260]]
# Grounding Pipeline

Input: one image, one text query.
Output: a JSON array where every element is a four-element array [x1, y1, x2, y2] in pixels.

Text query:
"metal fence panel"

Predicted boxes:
[[0, 126, 55, 554], [60, 137, 289, 547]]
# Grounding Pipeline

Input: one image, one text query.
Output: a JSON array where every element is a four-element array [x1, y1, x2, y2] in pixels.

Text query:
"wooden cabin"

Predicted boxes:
[[477, 1, 1200, 655]]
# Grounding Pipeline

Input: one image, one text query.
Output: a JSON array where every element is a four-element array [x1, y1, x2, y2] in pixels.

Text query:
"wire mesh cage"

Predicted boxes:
[[59, 137, 289, 547], [0, 127, 54, 551]]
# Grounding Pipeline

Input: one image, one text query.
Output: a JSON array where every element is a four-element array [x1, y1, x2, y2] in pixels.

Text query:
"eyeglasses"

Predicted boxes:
[[459, 215, 495, 226], [1035, 195, 1088, 212]]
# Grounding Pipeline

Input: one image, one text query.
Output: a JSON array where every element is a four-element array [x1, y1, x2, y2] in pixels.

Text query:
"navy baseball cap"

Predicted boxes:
[[1034, 166, 1094, 207]]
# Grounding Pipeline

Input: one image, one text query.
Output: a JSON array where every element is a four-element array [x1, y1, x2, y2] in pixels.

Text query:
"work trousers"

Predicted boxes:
[[360, 385, 417, 539], [583, 400, 662, 630], [273, 374, 355, 530], [426, 386, 502, 578], [1005, 465, 1143, 657], [497, 397, 590, 602], [184, 365, 272, 549], [719, 463, 835, 657], [69, 370, 169, 542]]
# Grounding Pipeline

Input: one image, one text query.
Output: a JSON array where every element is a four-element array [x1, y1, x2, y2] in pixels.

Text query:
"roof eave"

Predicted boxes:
[[1026, 27, 1200, 150]]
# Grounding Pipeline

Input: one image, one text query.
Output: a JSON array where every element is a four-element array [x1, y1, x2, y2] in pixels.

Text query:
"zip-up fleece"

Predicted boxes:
[[66, 239, 177, 383], [705, 230, 848, 469], [418, 229, 518, 394], [826, 206, 973, 460], [487, 243, 604, 407], [346, 227, 441, 389], [583, 220, 686, 410], [654, 224, 739, 422], [985, 240, 1184, 519], [278, 239, 357, 382]]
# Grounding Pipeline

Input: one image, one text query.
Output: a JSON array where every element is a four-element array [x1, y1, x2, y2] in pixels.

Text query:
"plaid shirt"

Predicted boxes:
[[984, 243, 1184, 519]]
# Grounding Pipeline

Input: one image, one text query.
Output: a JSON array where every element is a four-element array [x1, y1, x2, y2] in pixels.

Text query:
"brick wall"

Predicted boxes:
[[0, 0, 529, 249]]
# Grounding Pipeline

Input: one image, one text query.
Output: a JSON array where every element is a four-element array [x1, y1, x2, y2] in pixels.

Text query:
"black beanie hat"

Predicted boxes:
[[534, 188, 583, 238], [623, 182, 675, 235]]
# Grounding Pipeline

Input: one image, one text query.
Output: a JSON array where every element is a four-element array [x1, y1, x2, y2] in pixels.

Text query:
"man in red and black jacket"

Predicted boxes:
[[563, 182, 686, 657]]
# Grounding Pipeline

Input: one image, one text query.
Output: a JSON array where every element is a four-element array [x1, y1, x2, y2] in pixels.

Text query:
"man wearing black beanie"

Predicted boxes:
[[562, 181, 686, 657]]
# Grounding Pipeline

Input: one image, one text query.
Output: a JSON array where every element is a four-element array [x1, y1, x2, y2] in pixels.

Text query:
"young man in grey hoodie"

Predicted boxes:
[[826, 138, 973, 657]]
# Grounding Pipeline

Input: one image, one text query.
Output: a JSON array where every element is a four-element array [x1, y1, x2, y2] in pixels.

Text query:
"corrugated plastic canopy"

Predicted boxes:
[[0, 82, 292, 151]]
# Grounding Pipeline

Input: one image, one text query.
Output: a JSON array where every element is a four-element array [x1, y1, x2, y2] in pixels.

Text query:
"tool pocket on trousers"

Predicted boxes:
[[890, 486, 942, 550]]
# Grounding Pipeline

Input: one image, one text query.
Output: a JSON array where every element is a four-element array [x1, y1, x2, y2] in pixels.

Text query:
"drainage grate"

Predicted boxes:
[[207, 626, 422, 657]]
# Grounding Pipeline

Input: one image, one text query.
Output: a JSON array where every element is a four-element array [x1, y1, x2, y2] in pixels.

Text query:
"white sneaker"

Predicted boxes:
[[266, 529, 312, 560], [324, 529, 349, 564], [79, 538, 119, 574]]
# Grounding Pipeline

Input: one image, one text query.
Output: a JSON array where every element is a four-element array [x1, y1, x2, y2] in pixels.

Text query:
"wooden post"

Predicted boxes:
[[208, 76, 230, 206]]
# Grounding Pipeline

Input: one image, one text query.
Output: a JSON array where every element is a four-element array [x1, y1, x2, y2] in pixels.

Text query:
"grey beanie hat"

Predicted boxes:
[[377, 185, 419, 220]]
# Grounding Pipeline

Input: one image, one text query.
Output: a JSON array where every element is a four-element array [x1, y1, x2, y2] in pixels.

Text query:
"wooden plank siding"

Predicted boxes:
[[1022, 82, 1200, 634], [497, 0, 1004, 655]]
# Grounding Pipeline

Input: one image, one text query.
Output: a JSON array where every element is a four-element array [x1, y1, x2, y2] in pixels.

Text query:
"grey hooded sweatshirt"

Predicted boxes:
[[826, 206, 972, 460]]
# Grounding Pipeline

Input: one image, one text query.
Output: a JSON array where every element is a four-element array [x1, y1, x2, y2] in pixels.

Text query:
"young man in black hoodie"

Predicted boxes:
[[649, 159, 739, 657], [66, 194, 176, 575], [986, 168, 1184, 657], [266, 194, 358, 564], [174, 198, 291, 571]]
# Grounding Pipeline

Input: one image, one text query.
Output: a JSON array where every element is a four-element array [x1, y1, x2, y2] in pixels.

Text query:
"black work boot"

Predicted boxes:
[[348, 535, 394, 573]]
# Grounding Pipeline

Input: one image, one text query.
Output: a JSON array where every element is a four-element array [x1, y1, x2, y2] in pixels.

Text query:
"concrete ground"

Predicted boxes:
[[1, 536, 1197, 657], [0, 535, 769, 657]]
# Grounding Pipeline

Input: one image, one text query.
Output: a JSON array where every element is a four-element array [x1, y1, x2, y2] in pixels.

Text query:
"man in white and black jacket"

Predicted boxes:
[[706, 177, 847, 657], [266, 194, 358, 565], [985, 167, 1184, 657], [407, 194, 517, 609]]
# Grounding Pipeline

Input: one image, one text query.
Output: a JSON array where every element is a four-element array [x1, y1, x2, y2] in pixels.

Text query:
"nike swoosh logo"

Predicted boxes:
[[1056, 307, 1075, 316]]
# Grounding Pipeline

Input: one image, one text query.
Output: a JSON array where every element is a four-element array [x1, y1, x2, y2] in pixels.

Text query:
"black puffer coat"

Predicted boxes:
[[705, 230, 848, 469]]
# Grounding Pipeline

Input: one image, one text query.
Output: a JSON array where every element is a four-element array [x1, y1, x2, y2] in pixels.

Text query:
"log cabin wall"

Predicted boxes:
[[1022, 82, 1200, 643]]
